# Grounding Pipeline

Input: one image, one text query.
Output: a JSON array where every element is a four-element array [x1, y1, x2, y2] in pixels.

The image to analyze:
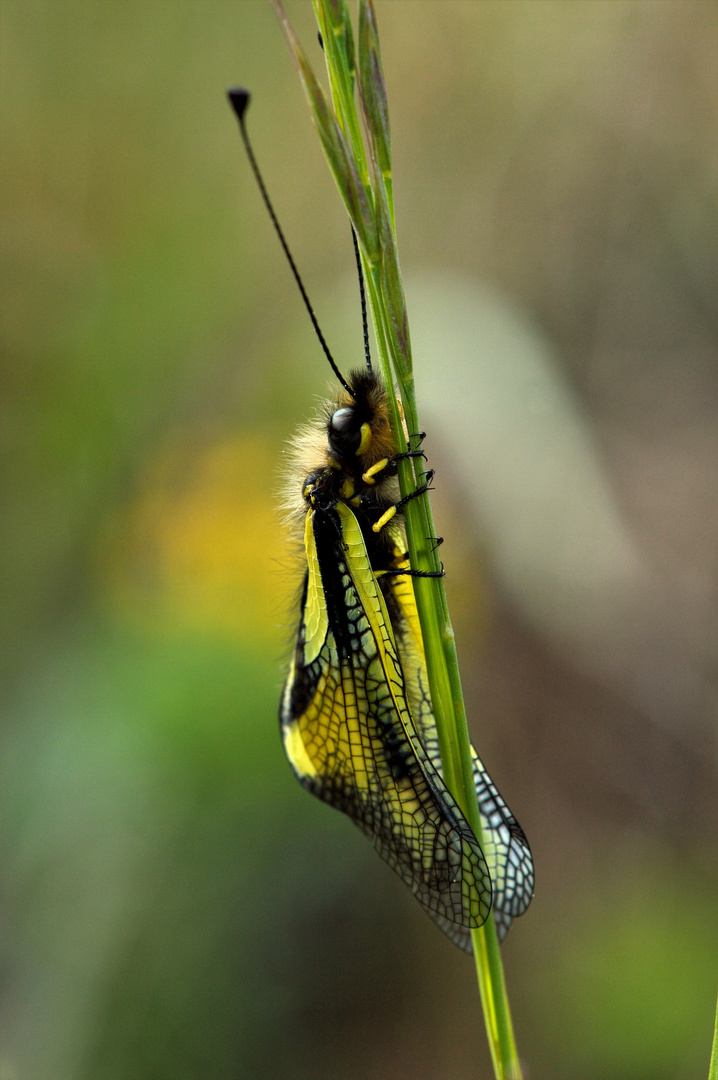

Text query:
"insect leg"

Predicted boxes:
[[394, 469, 435, 511], [362, 446, 425, 486], [394, 448, 427, 464], [371, 471, 435, 534], [379, 563, 445, 579], [396, 429, 427, 463]]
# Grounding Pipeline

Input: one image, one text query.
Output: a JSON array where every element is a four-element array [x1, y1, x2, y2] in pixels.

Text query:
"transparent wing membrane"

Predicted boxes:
[[281, 504, 492, 935], [386, 557, 534, 949]]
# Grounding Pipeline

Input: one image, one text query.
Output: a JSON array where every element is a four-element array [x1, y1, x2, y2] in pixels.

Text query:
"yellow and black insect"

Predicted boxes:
[[280, 368, 533, 948], [228, 87, 534, 949]]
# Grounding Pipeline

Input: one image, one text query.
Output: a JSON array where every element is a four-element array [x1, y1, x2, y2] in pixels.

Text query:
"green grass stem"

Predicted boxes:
[[272, 2, 524, 1075], [709, 987, 718, 1080]]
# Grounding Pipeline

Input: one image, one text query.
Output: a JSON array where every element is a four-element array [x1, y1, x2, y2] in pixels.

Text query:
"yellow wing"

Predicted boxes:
[[280, 501, 492, 934], [386, 549, 535, 949]]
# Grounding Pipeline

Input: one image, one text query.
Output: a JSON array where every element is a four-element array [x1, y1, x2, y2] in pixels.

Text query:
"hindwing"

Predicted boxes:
[[385, 551, 535, 949], [281, 501, 492, 934]]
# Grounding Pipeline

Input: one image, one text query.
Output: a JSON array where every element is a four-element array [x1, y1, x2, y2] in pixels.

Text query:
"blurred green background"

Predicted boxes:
[[1, 2, 717, 1078]]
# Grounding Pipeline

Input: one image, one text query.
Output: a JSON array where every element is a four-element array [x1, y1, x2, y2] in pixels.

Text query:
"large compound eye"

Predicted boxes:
[[330, 407, 362, 453]]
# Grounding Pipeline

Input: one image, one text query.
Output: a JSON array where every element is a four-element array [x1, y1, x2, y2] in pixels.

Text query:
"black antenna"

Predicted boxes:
[[351, 227, 372, 372], [227, 87, 352, 396]]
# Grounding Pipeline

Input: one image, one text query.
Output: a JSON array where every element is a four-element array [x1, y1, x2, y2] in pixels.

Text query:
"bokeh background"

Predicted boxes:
[[2, 2, 717, 1078]]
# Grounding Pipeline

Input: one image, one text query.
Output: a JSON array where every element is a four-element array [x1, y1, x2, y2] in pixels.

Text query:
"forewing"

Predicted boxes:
[[386, 555, 534, 948], [280, 504, 491, 934]]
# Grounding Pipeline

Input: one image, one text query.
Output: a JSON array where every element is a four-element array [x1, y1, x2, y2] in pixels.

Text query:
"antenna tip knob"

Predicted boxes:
[[227, 87, 250, 122]]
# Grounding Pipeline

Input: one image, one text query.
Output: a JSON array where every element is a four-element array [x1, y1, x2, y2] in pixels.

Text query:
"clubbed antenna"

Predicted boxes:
[[351, 227, 372, 372], [227, 87, 351, 395]]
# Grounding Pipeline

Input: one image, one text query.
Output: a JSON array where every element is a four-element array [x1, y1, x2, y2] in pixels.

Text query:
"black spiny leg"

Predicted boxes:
[[370, 470, 435, 536], [396, 430, 427, 466], [394, 469, 435, 514], [372, 432, 443, 575], [372, 469, 445, 578], [380, 564, 445, 579], [394, 448, 427, 464]]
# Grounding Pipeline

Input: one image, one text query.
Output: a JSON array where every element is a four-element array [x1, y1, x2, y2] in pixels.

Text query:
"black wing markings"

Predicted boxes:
[[385, 555, 534, 949], [280, 500, 492, 934]]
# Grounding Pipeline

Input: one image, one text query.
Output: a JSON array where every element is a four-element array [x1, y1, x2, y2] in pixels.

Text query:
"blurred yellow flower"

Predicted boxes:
[[98, 430, 293, 650]]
